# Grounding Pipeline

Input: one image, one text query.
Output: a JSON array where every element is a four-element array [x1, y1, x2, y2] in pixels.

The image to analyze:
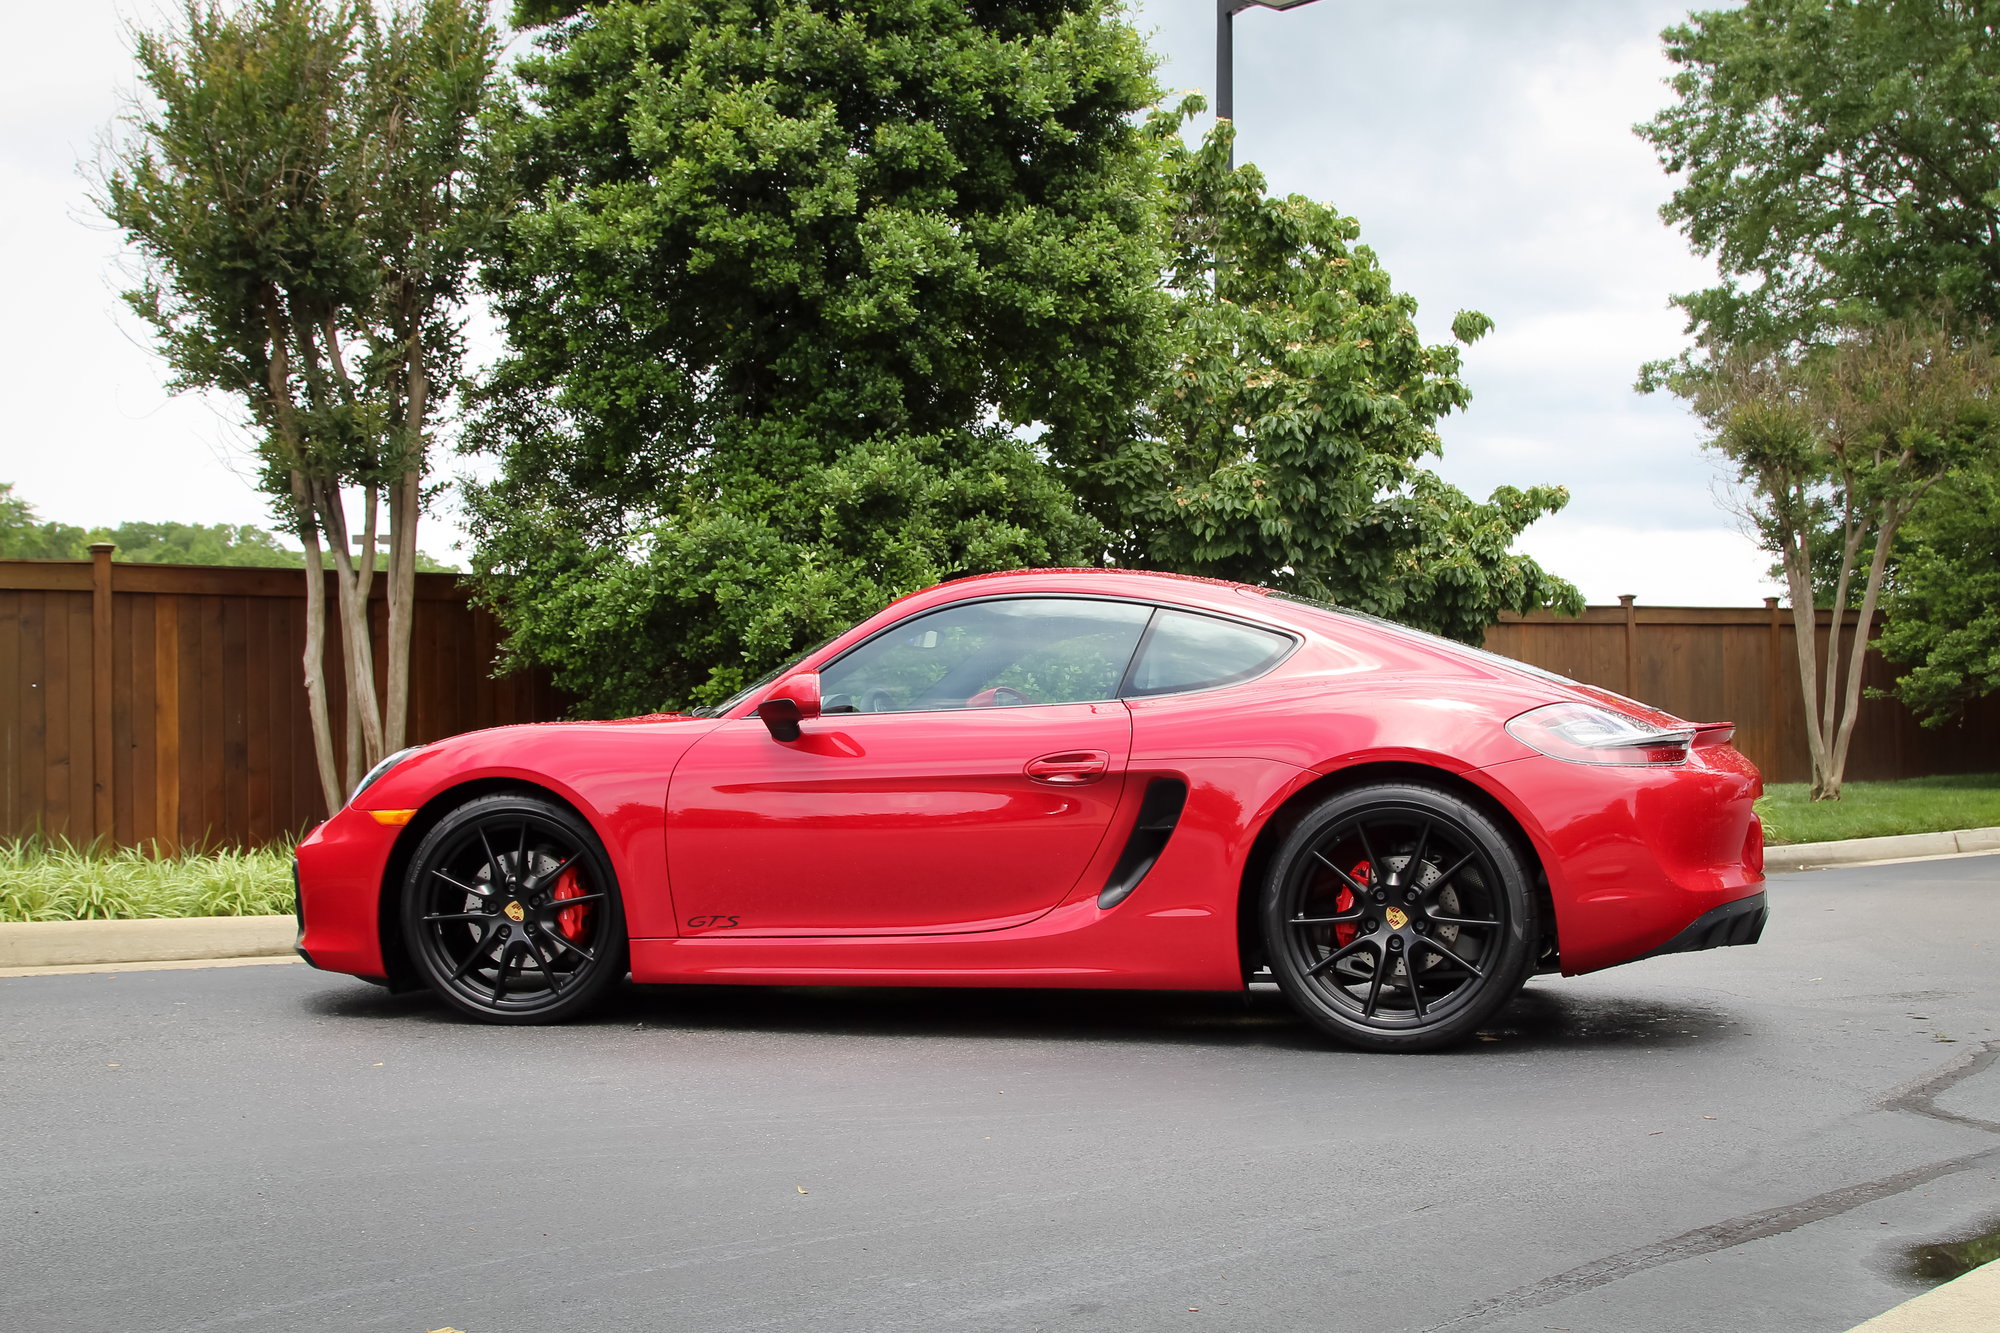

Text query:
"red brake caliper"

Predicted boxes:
[[1334, 860, 1371, 947], [553, 867, 589, 941]]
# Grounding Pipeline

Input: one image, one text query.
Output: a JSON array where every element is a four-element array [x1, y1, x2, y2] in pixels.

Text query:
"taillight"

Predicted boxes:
[[1505, 702, 1694, 767]]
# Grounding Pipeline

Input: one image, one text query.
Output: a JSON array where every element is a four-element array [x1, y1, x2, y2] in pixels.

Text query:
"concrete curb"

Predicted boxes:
[[0, 915, 295, 969], [1845, 1258, 2000, 1332], [1766, 825, 2000, 872]]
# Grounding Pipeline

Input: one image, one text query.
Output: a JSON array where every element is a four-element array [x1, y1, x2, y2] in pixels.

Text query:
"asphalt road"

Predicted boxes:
[[3, 856, 1996, 1333]]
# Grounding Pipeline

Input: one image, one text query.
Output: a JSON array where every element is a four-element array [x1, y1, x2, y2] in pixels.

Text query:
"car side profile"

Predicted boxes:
[[294, 568, 1767, 1051]]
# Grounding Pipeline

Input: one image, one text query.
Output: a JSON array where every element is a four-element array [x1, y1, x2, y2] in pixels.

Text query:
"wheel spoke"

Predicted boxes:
[[434, 869, 490, 897], [1355, 820, 1382, 884], [1308, 849, 1370, 898], [449, 925, 504, 981], [542, 928, 596, 963], [527, 852, 580, 892], [1428, 913, 1500, 928], [1289, 904, 1366, 926], [1407, 818, 1432, 883], [1416, 937, 1485, 979], [1426, 848, 1478, 893], [1362, 945, 1391, 1017], [1402, 953, 1427, 1018], [491, 939, 516, 1001], [525, 934, 563, 991], [538, 891, 605, 911], [1307, 935, 1376, 979], [423, 910, 492, 924], [478, 826, 505, 889]]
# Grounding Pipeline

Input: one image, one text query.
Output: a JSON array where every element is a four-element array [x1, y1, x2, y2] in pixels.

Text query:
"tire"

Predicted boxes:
[[401, 793, 629, 1024], [1262, 783, 1539, 1053]]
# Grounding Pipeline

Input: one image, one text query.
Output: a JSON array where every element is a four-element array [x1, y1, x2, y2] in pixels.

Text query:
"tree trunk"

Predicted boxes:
[[1828, 507, 1907, 787], [385, 346, 427, 754], [1779, 518, 1833, 799], [291, 471, 343, 815], [318, 477, 386, 789]]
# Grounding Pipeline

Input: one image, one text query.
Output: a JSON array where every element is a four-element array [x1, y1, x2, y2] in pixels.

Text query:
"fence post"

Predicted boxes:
[[89, 543, 116, 843], [1619, 594, 1637, 698]]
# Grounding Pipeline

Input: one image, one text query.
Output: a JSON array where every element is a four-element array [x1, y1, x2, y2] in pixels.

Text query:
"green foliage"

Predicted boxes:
[[0, 483, 88, 559], [469, 0, 1166, 715], [0, 839, 294, 921], [1639, 0, 2000, 351], [1088, 104, 1579, 642], [0, 483, 454, 568], [1878, 458, 2000, 723]]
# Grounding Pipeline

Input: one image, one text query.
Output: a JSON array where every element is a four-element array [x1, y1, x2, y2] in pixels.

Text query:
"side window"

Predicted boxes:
[[819, 598, 1153, 713], [1124, 609, 1293, 698]]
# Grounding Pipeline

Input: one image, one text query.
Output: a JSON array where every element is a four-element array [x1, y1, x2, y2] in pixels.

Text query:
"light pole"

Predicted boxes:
[[1217, 0, 1325, 168]]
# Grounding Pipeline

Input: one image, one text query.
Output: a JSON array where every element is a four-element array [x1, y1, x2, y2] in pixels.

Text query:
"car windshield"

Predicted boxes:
[[688, 634, 839, 717]]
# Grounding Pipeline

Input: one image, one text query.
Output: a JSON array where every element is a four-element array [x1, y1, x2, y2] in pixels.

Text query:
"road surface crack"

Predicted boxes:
[[1421, 1040, 2000, 1331]]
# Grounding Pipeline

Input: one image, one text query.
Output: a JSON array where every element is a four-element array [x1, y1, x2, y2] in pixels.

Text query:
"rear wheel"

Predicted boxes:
[[1262, 784, 1538, 1052], [401, 793, 628, 1024]]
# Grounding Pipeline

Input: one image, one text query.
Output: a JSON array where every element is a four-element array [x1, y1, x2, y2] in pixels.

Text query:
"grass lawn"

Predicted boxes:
[[0, 841, 293, 922], [1758, 772, 2000, 845]]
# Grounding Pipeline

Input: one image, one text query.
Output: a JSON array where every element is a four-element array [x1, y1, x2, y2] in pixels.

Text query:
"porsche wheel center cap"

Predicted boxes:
[[504, 901, 526, 923], [1384, 907, 1410, 930]]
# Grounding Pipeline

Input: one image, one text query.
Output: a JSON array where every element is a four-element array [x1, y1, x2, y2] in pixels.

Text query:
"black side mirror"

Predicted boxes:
[[757, 696, 805, 742]]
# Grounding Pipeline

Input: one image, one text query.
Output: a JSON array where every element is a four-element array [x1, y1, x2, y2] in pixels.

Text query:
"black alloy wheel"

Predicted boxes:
[[1262, 783, 1538, 1052], [402, 793, 628, 1024]]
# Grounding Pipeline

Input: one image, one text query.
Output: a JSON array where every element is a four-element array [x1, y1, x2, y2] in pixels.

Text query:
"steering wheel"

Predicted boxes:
[[966, 685, 1032, 708], [860, 688, 897, 714]]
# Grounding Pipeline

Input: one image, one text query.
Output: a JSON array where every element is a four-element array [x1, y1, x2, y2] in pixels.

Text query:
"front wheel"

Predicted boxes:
[[1262, 784, 1539, 1053], [401, 793, 629, 1024]]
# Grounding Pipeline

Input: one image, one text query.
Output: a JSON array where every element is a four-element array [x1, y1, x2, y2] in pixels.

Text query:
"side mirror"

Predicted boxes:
[[755, 670, 822, 742]]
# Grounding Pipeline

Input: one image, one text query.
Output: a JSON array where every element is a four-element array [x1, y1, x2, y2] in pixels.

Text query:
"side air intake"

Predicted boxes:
[[1097, 778, 1189, 909]]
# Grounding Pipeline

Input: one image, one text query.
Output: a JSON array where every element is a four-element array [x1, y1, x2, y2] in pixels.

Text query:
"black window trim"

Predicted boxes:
[[792, 592, 1300, 717]]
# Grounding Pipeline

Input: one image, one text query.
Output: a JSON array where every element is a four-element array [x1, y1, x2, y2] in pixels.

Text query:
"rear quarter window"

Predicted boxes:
[[1123, 609, 1295, 697]]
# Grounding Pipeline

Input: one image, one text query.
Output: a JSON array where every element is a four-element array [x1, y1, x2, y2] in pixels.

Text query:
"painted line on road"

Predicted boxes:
[[0, 955, 303, 979]]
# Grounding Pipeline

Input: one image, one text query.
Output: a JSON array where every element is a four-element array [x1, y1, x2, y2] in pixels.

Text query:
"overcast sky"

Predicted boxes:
[[0, 0, 1778, 605]]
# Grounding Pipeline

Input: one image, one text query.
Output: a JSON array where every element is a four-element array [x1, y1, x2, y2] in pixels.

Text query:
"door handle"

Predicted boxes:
[[1025, 750, 1110, 785]]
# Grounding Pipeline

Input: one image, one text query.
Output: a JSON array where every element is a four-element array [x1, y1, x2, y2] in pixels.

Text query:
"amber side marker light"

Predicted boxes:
[[367, 809, 417, 827]]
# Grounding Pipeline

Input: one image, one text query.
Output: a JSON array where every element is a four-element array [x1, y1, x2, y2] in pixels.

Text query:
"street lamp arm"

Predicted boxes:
[[1216, 0, 1325, 163]]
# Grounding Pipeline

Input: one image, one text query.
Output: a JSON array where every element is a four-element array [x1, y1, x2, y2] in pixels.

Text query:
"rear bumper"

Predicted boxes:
[[1472, 742, 1766, 975], [1638, 891, 1768, 960]]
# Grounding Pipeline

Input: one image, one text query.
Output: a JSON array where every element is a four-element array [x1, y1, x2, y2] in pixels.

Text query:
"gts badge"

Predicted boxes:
[[687, 915, 741, 929]]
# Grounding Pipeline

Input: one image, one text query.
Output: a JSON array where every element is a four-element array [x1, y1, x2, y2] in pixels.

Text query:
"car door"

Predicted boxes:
[[666, 597, 1153, 935]]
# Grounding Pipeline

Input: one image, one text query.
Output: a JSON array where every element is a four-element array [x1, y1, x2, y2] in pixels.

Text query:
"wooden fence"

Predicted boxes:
[[0, 551, 559, 851], [3, 557, 1996, 849], [1486, 597, 1999, 787]]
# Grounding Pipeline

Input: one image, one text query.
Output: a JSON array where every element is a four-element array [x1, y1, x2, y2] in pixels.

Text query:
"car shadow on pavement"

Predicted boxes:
[[303, 973, 1746, 1054]]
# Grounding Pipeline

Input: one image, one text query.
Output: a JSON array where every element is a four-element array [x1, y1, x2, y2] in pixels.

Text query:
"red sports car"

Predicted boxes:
[[294, 568, 1766, 1051]]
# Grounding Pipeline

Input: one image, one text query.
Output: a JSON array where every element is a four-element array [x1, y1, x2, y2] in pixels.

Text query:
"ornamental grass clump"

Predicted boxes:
[[0, 841, 294, 922]]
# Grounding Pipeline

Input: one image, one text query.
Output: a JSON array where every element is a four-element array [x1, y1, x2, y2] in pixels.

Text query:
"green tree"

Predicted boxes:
[[1679, 323, 2000, 799], [1080, 104, 1578, 641], [1877, 458, 2000, 724], [102, 0, 501, 808], [468, 0, 1167, 715], [0, 484, 89, 559], [1638, 0, 2000, 351]]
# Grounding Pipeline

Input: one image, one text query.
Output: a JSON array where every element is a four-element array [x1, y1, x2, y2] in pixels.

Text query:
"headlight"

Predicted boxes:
[[1505, 703, 1693, 766], [349, 747, 419, 803]]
